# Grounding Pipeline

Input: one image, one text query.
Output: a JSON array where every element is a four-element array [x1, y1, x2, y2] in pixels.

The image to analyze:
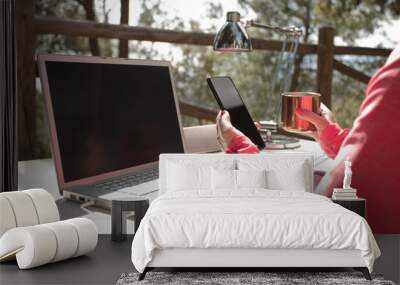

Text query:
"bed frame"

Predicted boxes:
[[136, 154, 373, 281], [138, 248, 371, 280]]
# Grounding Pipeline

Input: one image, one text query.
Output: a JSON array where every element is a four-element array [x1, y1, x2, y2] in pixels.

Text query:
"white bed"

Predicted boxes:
[[131, 153, 380, 280]]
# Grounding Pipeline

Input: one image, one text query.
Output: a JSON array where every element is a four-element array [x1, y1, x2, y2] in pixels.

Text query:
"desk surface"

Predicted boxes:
[[17, 139, 331, 234], [18, 139, 331, 195]]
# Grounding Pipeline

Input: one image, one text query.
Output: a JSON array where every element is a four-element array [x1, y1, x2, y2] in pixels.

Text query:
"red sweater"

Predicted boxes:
[[227, 45, 400, 233], [319, 45, 400, 233], [226, 135, 260, 154]]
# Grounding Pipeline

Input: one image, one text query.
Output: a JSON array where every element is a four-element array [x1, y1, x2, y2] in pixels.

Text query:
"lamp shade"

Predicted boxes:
[[213, 12, 252, 52]]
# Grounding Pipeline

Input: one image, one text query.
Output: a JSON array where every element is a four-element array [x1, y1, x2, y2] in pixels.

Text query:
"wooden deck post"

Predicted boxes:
[[15, 0, 36, 160], [119, 0, 130, 58], [317, 27, 335, 108]]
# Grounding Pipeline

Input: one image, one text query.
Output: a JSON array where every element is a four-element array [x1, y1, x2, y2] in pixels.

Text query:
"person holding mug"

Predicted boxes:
[[217, 44, 400, 234]]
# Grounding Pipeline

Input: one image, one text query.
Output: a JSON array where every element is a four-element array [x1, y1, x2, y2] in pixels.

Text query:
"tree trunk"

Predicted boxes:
[[81, 0, 100, 56], [289, 0, 311, 91], [119, 0, 129, 58]]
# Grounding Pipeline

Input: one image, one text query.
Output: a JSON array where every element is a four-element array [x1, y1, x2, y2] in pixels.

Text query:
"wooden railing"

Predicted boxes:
[[34, 17, 392, 57], [178, 101, 218, 122], [32, 17, 391, 116], [16, 2, 393, 159]]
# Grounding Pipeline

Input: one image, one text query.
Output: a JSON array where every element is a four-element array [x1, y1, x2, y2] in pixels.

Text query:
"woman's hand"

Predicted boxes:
[[295, 103, 336, 141], [216, 110, 244, 150]]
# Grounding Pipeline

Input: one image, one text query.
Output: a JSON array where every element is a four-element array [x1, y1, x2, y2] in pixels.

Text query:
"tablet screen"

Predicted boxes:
[[207, 76, 265, 149]]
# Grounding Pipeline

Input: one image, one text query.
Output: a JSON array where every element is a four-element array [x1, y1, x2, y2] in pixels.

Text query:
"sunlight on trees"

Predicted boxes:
[[34, 0, 397, 158]]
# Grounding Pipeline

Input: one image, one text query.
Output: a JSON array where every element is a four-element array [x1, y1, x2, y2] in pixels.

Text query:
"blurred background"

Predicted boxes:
[[27, 0, 399, 159]]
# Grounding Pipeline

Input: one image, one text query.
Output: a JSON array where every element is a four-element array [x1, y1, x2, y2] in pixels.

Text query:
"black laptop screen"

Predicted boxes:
[[45, 61, 184, 182]]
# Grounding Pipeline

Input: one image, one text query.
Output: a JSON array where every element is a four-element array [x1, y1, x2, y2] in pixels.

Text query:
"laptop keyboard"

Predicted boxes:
[[95, 167, 159, 192]]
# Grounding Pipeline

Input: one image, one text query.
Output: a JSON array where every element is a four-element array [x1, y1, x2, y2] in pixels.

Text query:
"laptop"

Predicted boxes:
[[37, 54, 187, 208]]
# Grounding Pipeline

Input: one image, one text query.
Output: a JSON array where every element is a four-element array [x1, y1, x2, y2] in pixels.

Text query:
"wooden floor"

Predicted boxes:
[[0, 235, 134, 285]]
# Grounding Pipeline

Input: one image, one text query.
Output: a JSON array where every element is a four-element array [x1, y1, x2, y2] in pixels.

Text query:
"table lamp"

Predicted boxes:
[[213, 11, 252, 52], [213, 11, 303, 149]]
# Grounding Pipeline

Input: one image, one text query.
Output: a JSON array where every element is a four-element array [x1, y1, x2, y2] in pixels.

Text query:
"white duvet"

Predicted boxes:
[[131, 190, 380, 273]]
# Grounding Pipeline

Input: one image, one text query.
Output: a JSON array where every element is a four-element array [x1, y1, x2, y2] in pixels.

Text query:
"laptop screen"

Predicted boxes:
[[43, 58, 185, 185]]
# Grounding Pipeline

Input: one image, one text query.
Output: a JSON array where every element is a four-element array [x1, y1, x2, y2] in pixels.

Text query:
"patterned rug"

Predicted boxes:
[[116, 271, 396, 285]]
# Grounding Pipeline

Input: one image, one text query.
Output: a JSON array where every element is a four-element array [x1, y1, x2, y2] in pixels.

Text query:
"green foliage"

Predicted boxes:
[[205, 1, 223, 20], [138, 0, 166, 27], [33, 0, 396, 158], [331, 55, 386, 128], [236, 0, 391, 128], [35, 0, 114, 55], [162, 0, 392, 127]]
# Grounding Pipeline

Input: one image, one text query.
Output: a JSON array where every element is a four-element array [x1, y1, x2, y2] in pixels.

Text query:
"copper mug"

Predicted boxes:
[[281, 92, 321, 133]]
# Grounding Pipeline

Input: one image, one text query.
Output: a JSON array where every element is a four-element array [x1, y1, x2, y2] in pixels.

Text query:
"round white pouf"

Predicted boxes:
[[0, 196, 17, 237], [0, 218, 98, 269], [24, 189, 59, 224], [42, 221, 79, 262], [0, 189, 59, 237], [65, 218, 98, 257], [0, 191, 39, 227], [0, 225, 57, 268]]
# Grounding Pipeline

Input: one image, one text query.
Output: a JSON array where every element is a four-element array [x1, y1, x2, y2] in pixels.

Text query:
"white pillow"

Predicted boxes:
[[211, 169, 268, 191], [167, 163, 211, 191], [236, 169, 267, 189], [211, 169, 237, 190], [237, 159, 310, 191], [166, 158, 236, 192], [266, 164, 307, 191]]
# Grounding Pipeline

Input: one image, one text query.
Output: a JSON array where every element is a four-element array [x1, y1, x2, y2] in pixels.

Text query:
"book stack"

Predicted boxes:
[[259, 120, 278, 133], [332, 188, 358, 200]]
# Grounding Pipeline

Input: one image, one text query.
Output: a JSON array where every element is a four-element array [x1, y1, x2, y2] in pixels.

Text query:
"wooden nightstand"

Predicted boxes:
[[111, 197, 150, 242], [332, 198, 366, 218]]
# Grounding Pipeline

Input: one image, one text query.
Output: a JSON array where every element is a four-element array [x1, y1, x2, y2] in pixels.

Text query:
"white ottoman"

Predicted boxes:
[[0, 189, 98, 269]]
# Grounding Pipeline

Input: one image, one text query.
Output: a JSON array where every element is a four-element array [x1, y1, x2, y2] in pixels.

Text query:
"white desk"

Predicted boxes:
[[18, 159, 60, 198], [17, 139, 329, 234], [18, 140, 332, 194]]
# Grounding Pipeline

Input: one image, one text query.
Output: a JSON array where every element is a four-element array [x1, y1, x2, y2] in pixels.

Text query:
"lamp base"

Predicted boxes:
[[259, 121, 300, 149], [264, 134, 300, 150]]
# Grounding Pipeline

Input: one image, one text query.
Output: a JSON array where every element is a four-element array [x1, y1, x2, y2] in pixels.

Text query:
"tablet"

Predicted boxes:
[[207, 76, 265, 150]]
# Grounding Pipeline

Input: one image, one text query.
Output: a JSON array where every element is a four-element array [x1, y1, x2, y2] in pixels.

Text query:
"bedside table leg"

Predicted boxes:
[[354, 267, 372, 280], [112, 202, 124, 241]]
